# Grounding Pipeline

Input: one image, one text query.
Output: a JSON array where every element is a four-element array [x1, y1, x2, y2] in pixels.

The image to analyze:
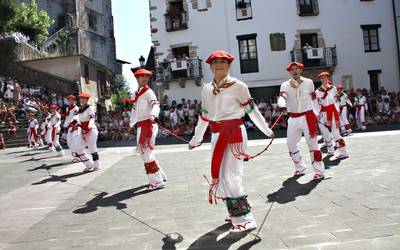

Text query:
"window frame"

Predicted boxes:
[[361, 24, 381, 52], [237, 33, 259, 74], [235, 0, 253, 21]]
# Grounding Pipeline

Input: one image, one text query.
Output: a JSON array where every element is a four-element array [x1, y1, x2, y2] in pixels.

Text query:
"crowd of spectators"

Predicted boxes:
[[2, 73, 400, 148], [0, 32, 30, 45]]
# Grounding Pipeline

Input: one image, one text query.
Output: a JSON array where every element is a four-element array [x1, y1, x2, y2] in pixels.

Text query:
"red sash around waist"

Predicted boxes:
[[137, 119, 154, 153], [209, 119, 249, 179], [80, 121, 90, 134], [320, 104, 340, 128], [289, 110, 318, 138]]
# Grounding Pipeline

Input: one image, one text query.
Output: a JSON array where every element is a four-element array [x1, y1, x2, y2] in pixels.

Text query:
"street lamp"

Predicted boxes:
[[139, 55, 145, 68]]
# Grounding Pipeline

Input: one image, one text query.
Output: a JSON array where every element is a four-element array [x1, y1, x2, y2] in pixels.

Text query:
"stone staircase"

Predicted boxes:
[[1, 119, 30, 148]]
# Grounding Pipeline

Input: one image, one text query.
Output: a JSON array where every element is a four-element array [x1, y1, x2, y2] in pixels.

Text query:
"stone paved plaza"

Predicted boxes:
[[1, 130, 400, 250]]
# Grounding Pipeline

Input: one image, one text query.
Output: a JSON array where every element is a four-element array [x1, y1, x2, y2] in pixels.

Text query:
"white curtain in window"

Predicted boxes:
[[198, 0, 207, 9]]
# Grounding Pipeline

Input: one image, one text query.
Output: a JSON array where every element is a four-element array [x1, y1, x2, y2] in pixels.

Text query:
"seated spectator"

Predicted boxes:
[[0, 104, 6, 123], [8, 121, 16, 135], [5, 104, 16, 123]]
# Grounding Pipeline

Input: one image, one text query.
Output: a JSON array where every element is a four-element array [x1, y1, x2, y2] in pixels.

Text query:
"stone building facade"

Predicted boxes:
[[17, 0, 117, 73]]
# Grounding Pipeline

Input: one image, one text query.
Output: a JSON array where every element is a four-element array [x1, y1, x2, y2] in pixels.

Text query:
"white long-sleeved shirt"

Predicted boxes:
[[190, 75, 273, 146], [315, 85, 339, 111], [278, 76, 319, 114], [27, 118, 38, 134], [48, 112, 62, 130], [42, 113, 51, 131], [129, 86, 160, 127], [354, 95, 368, 111], [339, 92, 352, 107], [78, 105, 96, 129], [64, 105, 79, 128]]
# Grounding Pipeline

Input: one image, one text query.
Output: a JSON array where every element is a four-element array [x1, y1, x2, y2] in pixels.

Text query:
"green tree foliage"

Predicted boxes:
[[0, 0, 54, 47], [110, 75, 132, 107], [11, 0, 54, 46], [0, 0, 18, 33]]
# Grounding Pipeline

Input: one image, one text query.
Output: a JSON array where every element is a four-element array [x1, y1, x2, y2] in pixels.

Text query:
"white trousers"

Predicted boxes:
[[70, 128, 95, 168], [319, 113, 348, 156], [287, 116, 325, 175], [356, 107, 366, 129], [137, 124, 166, 185], [46, 127, 63, 153], [66, 129, 75, 157], [28, 130, 37, 147], [211, 125, 255, 226], [339, 106, 351, 131]]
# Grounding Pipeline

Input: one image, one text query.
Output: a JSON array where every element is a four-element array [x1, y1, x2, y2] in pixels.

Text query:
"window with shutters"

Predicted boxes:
[[236, 0, 252, 20], [237, 34, 259, 73], [297, 0, 319, 16], [270, 33, 286, 51], [361, 24, 381, 52]]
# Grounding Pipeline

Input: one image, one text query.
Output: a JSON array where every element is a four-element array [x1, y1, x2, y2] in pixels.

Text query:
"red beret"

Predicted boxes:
[[337, 84, 344, 90], [286, 62, 304, 71], [206, 50, 234, 64], [67, 95, 77, 100], [134, 68, 153, 78], [49, 104, 58, 110], [79, 92, 91, 99], [318, 72, 330, 78], [28, 112, 35, 116]]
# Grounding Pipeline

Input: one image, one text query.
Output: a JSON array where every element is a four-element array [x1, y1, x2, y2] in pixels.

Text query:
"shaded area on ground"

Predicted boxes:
[[97, 124, 400, 148]]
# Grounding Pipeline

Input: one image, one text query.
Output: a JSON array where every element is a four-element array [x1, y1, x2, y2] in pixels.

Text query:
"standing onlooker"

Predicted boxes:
[[4, 80, 14, 102], [13, 81, 21, 102]]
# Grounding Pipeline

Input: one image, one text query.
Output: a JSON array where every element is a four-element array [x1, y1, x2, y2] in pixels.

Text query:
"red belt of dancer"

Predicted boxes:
[[209, 119, 249, 179], [137, 119, 154, 152], [355, 105, 364, 117], [320, 104, 340, 128], [289, 110, 318, 138], [69, 120, 79, 132], [80, 121, 91, 134]]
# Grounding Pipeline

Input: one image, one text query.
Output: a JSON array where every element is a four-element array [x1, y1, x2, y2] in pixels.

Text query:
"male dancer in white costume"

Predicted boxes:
[[315, 72, 349, 159], [129, 68, 167, 190], [189, 50, 274, 233], [277, 62, 325, 180], [64, 95, 80, 163], [77, 93, 100, 171], [46, 104, 64, 156]]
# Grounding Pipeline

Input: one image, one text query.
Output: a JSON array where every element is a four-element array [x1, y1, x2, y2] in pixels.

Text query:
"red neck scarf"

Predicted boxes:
[[131, 85, 149, 103], [318, 85, 333, 99]]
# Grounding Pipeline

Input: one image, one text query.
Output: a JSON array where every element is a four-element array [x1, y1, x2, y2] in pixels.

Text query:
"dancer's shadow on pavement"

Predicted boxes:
[[19, 155, 59, 162], [323, 155, 342, 169], [28, 161, 72, 172], [18, 151, 50, 157], [73, 185, 151, 214], [187, 223, 260, 250], [32, 171, 89, 185], [7, 147, 47, 155], [266, 175, 321, 204]]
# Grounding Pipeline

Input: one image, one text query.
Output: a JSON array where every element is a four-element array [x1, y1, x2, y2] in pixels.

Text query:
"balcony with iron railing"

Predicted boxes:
[[155, 58, 203, 83], [165, 12, 188, 32], [290, 46, 337, 69]]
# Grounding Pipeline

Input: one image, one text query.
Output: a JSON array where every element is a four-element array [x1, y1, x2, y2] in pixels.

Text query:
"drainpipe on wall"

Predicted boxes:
[[392, 0, 400, 90]]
